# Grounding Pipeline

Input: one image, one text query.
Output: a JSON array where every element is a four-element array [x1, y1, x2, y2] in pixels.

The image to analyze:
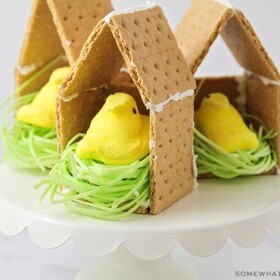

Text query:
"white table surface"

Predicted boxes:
[[0, 1, 280, 279]]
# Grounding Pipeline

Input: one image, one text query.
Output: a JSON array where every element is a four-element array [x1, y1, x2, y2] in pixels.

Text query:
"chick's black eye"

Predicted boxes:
[[132, 108, 137, 114]]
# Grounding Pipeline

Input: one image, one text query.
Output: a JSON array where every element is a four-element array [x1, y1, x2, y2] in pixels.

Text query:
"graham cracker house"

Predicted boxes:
[[56, 5, 197, 214], [15, 0, 113, 96], [175, 0, 280, 162]]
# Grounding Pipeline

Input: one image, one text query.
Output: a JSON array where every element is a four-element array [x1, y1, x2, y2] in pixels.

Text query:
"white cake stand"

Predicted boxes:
[[1, 164, 280, 280]]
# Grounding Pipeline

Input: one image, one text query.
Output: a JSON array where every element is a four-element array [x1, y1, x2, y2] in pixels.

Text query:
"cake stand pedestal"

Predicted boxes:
[[0, 164, 280, 279], [75, 246, 199, 280]]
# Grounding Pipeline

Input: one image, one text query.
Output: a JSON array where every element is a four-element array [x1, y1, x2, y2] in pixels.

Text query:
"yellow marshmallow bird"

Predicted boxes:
[[76, 93, 150, 166], [195, 93, 259, 153], [16, 67, 70, 129]]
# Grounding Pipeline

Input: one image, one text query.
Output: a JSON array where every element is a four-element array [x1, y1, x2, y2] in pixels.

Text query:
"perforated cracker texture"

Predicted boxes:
[[16, 0, 113, 96], [176, 0, 280, 165], [15, 0, 66, 96], [108, 7, 196, 213], [58, 6, 196, 215], [47, 0, 113, 66]]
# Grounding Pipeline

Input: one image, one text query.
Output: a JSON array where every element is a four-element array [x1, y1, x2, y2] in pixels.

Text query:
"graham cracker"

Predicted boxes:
[[15, 0, 66, 96], [195, 76, 242, 110], [176, 0, 280, 79], [59, 21, 124, 97], [150, 96, 195, 214], [56, 88, 106, 153], [16, 0, 113, 97], [176, 0, 280, 164], [57, 6, 196, 215], [221, 10, 280, 80], [112, 72, 134, 84], [246, 75, 280, 160], [47, 0, 113, 66], [175, 0, 233, 73]]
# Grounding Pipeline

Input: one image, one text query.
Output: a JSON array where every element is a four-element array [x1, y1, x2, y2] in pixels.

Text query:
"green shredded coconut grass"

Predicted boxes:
[[35, 134, 151, 220], [1, 92, 57, 172], [0, 55, 65, 172], [194, 116, 277, 179], [0, 55, 65, 110]]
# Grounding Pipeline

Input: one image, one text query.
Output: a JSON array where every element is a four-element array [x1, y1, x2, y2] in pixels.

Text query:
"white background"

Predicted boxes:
[[0, 0, 280, 279]]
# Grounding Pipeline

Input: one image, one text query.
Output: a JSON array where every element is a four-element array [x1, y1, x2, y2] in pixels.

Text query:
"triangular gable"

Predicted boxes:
[[222, 10, 279, 80], [57, 5, 196, 214], [175, 0, 280, 162], [175, 0, 280, 80], [16, 0, 113, 96], [175, 0, 232, 74]]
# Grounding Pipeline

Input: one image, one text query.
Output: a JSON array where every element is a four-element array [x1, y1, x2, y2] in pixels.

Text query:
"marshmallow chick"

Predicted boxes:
[[16, 67, 70, 128], [195, 93, 259, 153], [76, 93, 149, 166]]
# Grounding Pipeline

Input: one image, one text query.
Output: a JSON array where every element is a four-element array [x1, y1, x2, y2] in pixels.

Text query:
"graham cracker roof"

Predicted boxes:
[[16, 0, 113, 96], [175, 0, 280, 80], [176, 0, 280, 168], [57, 5, 196, 214]]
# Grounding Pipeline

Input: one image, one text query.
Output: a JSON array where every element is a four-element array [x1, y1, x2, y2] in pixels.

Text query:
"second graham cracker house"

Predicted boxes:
[[16, 0, 113, 96], [175, 0, 280, 162], [57, 5, 197, 214]]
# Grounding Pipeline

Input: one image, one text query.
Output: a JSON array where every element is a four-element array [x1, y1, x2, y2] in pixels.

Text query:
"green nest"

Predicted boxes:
[[0, 56, 64, 172], [194, 116, 277, 179], [35, 135, 151, 220], [35, 119, 277, 221], [1, 92, 57, 171]]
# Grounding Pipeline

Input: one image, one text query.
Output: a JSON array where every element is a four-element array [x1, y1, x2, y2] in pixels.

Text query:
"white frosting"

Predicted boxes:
[[245, 70, 280, 86], [104, 2, 157, 24], [259, 76, 280, 86], [234, 75, 247, 107], [17, 55, 68, 76], [59, 187, 71, 195], [16, 64, 38, 75], [146, 89, 194, 113], [59, 92, 80, 102], [99, 83, 109, 90], [192, 151, 199, 189], [120, 67, 130, 74], [65, 40, 72, 46], [88, 86, 99, 91], [228, 8, 237, 19], [149, 140, 155, 150], [58, 84, 108, 103], [141, 199, 151, 208], [214, 0, 232, 8]]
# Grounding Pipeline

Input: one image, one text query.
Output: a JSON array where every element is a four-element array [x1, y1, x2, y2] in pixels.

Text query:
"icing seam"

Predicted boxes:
[[146, 89, 194, 113]]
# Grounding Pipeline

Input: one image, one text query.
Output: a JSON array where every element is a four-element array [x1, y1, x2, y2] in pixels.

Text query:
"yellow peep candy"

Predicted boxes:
[[76, 93, 150, 166], [16, 67, 70, 128], [195, 93, 259, 153]]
